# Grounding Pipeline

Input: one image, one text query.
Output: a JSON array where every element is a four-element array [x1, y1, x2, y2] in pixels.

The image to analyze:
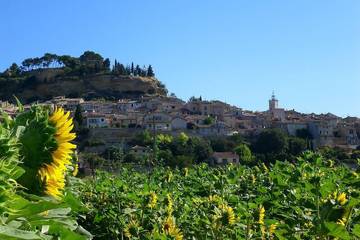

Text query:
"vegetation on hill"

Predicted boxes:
[[0, 51, 166, 103], [1, 51, 155, 78]]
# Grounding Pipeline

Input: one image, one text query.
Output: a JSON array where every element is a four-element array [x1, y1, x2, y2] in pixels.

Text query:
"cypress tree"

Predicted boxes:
[[147, 65, 155, 77]]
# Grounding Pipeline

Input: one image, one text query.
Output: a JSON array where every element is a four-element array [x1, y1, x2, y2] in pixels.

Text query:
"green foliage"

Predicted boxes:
[[132, 130, 152, 146], [80, 152, 106, 176], [79, 152, 360, 239], [203, 116, 215, 125], [74, 104, 84, 127], [296, 128, 313, 140], [254, 129, 288, 155], [319, 147, 349, 161], [103, 146, 124, 162], [178, 132, 189, 144], [234, 143, 253, 164], [288, 137, 307, 156], [210, 137, 236, 152], [351, 150, 360, 160]]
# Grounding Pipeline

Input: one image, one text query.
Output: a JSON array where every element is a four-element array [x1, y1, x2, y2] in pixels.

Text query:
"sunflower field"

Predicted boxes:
[[79, 153, 360, 240], [1, 104, 360, 240], [0, 105, 91, 239]]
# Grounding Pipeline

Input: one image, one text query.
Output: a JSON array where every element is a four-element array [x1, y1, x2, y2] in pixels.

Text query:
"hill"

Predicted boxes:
[[0, 51, 167, 103]]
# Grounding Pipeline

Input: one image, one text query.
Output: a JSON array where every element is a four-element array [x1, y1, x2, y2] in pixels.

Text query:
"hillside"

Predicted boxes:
[[0, 51, 167, 103]]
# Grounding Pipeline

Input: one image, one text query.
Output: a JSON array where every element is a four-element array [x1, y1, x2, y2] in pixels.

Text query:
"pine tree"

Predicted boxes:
[[113, 59, 118, 73], [131, 62, 134, 75], [147, 65, 155, 77], [135, 65, 141, 76], [125, 65, 131, 75], [119, 64, 126, 75]]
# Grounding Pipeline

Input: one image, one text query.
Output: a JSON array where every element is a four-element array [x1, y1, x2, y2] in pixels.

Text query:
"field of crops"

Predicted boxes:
[[80, 153, 360, 240], [1, 105, 359, 240]]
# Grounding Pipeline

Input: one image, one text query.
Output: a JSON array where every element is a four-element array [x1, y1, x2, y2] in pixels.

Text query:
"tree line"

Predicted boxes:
[[1, 51, 155, 78]]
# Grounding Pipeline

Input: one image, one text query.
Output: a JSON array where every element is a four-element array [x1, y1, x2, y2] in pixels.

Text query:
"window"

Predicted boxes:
[[222, 159, 228, 164]]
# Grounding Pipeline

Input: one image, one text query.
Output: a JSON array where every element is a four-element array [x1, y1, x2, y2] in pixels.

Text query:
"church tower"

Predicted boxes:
[[269, 91, 278, 111]]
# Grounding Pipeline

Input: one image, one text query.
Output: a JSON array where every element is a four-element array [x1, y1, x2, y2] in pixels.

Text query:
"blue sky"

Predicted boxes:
[[1, 1, 359, 116]]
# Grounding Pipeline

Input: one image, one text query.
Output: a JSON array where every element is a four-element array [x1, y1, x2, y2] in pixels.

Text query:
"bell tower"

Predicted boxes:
[[269, 91, 278, 111]]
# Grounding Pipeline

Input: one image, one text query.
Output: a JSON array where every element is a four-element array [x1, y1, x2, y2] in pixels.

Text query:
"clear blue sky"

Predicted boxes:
[[1, 1, 359, 117]]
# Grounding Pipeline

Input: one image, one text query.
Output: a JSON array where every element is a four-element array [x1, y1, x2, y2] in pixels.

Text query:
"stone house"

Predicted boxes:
[[211, 152, 239, 165], [143, 112, 172, 131], [85, 113, 110, 128], [130, 145, 149, 156], [171, 117, 188, 130], [196, 122, 232, 136], [117, 99, 142, 112]]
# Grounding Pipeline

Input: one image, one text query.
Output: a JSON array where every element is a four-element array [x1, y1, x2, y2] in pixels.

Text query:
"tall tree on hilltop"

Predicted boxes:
[[131, 62, 134, 75], [147, 65, 155, 77], [118, 64, 126, 75], [135, 65, 141, 76]]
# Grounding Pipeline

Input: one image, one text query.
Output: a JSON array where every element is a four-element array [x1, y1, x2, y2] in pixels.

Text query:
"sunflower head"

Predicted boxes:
[[162, 216, 183, 240], [213, 204, 236, 226], [336, 192, 347, 206], [124, 220, 139, 239], [258, 205, 265, 225], [165, 193, 173, 215], [268, 223, 277, 235], [220, 204, 236, 225], [337, 217, 346, 226], [147, 191, 158, 209], [16, 106, 76, 198]]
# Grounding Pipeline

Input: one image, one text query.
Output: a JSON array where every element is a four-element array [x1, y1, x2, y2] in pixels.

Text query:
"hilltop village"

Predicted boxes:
[[0, 52, 359, 169], [1, 93, 359, 154]]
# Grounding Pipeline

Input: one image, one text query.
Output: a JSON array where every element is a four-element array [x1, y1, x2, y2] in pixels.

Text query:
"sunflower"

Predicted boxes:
[[261, 163, 269, 173], [336, 192, 347, 206], [38, 107, 76, 198], [208, 194, 222, 203], [147, 191, 158, 209], [16, 106, 76, 198], [162, 216, 183, 240], [124, 220, 139, 239], [268, 223, 277, 236], [220, 204, 236, 225], [258, 205, 265, 225], [165, 193, 173, 215], [337, 217, 346, 226], [72, 163, 79, 177], [251, 174, 256, 184]]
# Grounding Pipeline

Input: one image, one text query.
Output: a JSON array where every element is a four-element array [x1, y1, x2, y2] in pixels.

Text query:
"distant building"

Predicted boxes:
[[130, 145, 149, 156], [211, 152, 239, 165], [268, 92, 285, 122], [143, 112, 172, 131], [52, 96, 84, 111], [85, 113, 110, 128], [171, 117, 188, 130]]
